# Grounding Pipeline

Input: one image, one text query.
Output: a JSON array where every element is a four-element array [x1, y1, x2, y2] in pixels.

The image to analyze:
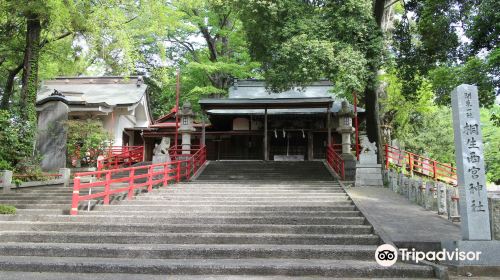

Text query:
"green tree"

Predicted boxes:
[[142, 0, 260, 118]]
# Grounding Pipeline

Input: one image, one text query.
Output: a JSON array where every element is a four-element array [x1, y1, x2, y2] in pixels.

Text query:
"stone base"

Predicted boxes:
[[342, 154, 357, 181], [152, 154, 171, 175], [355, 164, 383, 187], [441, 240, 500, 266]]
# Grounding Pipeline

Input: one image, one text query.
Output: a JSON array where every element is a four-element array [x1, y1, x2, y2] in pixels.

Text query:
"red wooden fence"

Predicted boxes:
[[384, 144, 457, 185], [71, 146, 206, 215]]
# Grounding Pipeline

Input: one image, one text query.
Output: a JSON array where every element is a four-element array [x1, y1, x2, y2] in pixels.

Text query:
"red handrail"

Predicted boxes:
[[384, 144, 457, 185], [97, 146, 144, 171], [326, 145, 345, 179], [71, 146, 207, 215]]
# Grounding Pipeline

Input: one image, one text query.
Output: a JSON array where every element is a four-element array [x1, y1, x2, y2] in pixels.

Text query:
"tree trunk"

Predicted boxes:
[[19, 14, 41, 122], [0, 63, 23, 109], [366, 0, 387, 163]]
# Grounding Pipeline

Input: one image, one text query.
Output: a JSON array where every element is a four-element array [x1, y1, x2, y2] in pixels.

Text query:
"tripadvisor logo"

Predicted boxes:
[[375, 244, 398, 267], [375, 244, 482, 267]]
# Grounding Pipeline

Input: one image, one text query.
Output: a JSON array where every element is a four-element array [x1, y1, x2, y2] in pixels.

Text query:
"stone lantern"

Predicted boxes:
[[336, 101, 355, 159], [336, 101, 356, 180], [178, 102, 196, 155]]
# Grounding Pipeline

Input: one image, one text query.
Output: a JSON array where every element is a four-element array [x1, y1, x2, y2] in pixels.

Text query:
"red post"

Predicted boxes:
[[163, 163, 169, 187], [128, 169, 135, 200], [433, 160, 437, 181], [70, 177, 80, 215], [104, 172, 111, 205], [408, 153, 414, 176], [147, 166, 153, 192], [176, 161, 181, 183], [353, 92, 359, 161], [174, 70, 180, 149], [385, 144, 389, 170]]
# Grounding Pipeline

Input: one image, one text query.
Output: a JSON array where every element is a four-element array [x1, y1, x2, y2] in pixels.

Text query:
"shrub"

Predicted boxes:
[[66, 120, 112, 167], [0, 205, 16, 215]]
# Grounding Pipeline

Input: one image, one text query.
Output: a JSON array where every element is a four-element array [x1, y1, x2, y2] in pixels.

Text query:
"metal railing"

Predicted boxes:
[[71, 146, 207, 215], [326, 145, 345, 179], [384, 144, 457, 185]]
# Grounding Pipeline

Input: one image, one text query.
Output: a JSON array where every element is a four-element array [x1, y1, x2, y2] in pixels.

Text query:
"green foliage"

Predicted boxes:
[[66, 120, 112, 167], [391, 0, 498, 105], [429, 56, 497, 107], [481, 106, 500, 184], [382, 72, 500, 183], [0, 110, 34, 171], [0, 205, 16, 215], [237, 0, 383, 96], [143, 0, 261, 118]]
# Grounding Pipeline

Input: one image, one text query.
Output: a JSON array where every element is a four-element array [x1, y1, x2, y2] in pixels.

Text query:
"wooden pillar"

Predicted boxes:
[[307, 131, 314, 160], [327, 107, 332, 146], [264, 108, 268, 161], [201, 114, 206, 147]]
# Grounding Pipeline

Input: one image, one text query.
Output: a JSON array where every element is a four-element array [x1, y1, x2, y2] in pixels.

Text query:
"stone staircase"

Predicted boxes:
[[0, 161, 436, 279]]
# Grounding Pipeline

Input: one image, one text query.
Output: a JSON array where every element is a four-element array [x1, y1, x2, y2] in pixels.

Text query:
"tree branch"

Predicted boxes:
[[40, 31, 73, 48]]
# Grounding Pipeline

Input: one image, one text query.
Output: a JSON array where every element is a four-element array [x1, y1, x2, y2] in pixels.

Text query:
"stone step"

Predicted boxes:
[[0, 272, 438, 280], [0, 222, 374, 234], [0, 243, 377, 260], [131, 197, 351, 202], [0, 256, 435, 277], [0, 232, 380, 245], [0, 215, 366, 225], [189, 180, 340, 184], [121, 201, 354, 206], [153, 189, 346, 194], [142, 193, 349, 198], [93, 205, 358, 212], [82, 210, 363, 218]]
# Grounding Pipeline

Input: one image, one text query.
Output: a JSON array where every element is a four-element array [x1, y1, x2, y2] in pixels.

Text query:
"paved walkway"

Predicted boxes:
[[345, 186, 461, 251]]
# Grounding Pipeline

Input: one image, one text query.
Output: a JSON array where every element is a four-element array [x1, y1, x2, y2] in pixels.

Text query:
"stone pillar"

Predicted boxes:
[[36, 96, 69, 171], [177, 102, 196, 155], [451, 84, 490, 240], [425, 181, 438, 211], [336, 101, 356, 180], [59, 168, 71, 188], [447, 185, 460, 222], [1, 170, 13, 194], [437, 182, 448, 215], [489, 197, 500, 240], [442, 85, 500, 268]]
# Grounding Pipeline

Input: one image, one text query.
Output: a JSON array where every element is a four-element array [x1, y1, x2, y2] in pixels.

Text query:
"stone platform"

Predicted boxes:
[[345, 186, 461, 252]]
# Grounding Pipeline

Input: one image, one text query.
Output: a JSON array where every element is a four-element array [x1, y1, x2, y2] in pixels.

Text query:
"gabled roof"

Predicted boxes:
[[201, 79, 365, 114], [36, 76, 147, 107]]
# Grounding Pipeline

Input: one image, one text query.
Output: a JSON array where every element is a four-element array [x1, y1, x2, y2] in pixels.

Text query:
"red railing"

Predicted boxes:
[[384, 144, 457, 185], [97, 146, 144, 171], [326, 145, 345, 179], [71, 145, 206, 215]]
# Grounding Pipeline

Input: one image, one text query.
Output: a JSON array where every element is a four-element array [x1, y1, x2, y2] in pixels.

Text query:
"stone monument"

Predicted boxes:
[[442, 84, 500, 267], [336, 101, 356, 180], [355, 135, 383, 187], [36, 91, 69, 171], [152, 137, 171, 176]]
